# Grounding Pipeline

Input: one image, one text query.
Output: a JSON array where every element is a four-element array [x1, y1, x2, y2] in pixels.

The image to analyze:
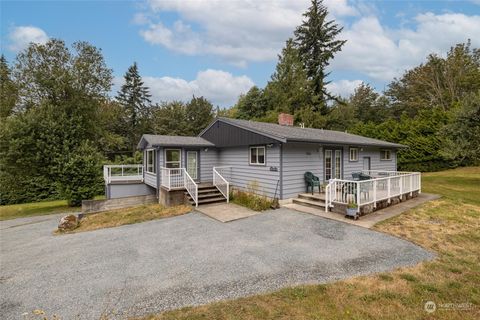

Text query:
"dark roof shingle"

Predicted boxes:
[[138, 134, 214, 148], [216, 117, 405, 148]]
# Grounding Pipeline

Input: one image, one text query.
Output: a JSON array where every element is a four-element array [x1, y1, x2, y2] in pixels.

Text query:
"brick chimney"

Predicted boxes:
[[278, 113, 294, 126]]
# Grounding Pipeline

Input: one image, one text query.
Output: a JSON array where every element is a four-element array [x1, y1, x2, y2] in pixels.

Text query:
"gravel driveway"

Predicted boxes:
[[0, 208, 434, 319]]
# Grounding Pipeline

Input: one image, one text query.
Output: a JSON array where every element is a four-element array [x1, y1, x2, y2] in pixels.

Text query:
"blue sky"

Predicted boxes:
[[1, 0, 479, 106]]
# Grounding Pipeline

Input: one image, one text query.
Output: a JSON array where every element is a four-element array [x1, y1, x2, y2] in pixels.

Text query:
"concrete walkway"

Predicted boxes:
[[196, 202, 261, 222], [283, 193, 440, 228]]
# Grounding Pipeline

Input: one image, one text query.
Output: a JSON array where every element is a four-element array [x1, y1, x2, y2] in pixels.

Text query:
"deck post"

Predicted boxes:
[[356, 181, 360, 214], [387, 177, 391, 204], [373, 180, 377, 208], [399, 175, 403, 197], [410, 174, 413, 196]]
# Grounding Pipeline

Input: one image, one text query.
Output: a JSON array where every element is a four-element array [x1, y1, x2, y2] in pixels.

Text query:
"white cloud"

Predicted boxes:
[[334, 13, 480, 80], [326, 79, 363, 97], [115, 69, 254, 107], [139, 0, 357, 65], [8, 26, 49, 52]]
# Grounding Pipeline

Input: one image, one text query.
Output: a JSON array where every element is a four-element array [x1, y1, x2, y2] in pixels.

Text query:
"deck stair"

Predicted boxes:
[[185, 183, 226, 206], [292, 193, 326, 210]]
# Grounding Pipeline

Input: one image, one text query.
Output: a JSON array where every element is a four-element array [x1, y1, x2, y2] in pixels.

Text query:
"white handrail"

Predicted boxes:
[[183, 169, 198, 207], [213, 166, 230, 203], [325, 171, 421, 213], [103, 164, 143, 184]]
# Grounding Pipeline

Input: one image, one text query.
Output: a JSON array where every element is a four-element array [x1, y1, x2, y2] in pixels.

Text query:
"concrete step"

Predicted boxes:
[[292, 198, 326, 210]]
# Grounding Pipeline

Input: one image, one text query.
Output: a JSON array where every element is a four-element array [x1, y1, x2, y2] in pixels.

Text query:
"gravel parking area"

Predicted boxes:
[[0, 208, 434, 319]]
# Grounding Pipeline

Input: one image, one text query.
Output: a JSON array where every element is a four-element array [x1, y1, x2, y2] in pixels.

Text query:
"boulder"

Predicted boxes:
[[58, 214, 79, 232]]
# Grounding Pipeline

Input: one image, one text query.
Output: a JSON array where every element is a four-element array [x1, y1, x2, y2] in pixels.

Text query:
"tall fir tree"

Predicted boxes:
[[117, 62, 152, 154], [185, 96, 215, 135], [294, 0, 346, 114], [264, 38, 313, 115]]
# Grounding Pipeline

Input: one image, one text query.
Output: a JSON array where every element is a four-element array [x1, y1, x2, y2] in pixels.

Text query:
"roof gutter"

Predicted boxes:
[[285, 138, 407, 148]]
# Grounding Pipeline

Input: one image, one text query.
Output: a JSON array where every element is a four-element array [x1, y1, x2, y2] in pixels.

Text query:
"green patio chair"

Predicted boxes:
[[304, 171, 321, 195]]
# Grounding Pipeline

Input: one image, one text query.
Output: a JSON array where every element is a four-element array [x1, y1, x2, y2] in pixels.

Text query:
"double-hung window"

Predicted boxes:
[[380, 149, 391, 161], [165, 149, 181, 168], [349, 148, 358, 161], [249, 146, 265, 165], [146, 149, 156, 174]]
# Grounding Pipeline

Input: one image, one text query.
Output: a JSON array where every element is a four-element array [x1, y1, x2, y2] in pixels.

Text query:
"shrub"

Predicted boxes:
[[230, 189, 273, 211], [58, 141, 104, 206]]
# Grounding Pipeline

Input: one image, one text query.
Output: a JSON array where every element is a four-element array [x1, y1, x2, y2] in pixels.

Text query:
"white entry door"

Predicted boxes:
[[186, 151, 198, 180]]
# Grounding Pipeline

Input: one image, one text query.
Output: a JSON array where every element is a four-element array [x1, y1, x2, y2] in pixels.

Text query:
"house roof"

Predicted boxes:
[[203, 117, 405, 148], [138, 134, 215, 149]]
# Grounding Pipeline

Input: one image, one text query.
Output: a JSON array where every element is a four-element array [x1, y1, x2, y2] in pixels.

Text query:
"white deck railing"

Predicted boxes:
[[325, 170, 421, 213], [160, 167, 198, 207], [213, 166, 230, 203], [103, 165, 143, 184]]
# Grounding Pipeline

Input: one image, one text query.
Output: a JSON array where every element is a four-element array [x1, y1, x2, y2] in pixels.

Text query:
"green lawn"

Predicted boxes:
[[140, 166, 480, 320], [0, 199, 80, 221], [0, 195, 106, 221]]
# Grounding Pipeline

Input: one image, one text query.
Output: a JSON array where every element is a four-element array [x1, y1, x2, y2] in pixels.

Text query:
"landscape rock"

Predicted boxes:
[[58, 214, 79, 232]]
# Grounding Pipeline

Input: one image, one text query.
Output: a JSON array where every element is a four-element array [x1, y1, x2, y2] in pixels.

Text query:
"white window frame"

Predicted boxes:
[[380, 149, 392, 161], [349, 147, 358, 162], [146, 149, 156, 174], [249, 146, 266, 166], [165, 148, 182, 168]]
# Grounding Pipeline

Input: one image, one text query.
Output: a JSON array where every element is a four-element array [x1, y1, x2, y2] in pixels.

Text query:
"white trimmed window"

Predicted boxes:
[[249, 146, 265, 165], [349, 148, 358, 161], [146, 149, 156, 173], [165, 149, 182, 168], [380, 149, 392, 161]]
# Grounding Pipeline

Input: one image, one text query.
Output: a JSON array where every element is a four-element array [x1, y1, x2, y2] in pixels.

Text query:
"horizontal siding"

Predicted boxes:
[[282, 143, 323, 199], [200, 148, 219, 182], [145, 172, 157, 188], [343, 146, 397, 179], [219, 145, 280, 198]]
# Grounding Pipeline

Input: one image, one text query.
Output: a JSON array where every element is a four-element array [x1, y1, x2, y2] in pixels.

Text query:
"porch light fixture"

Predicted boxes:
[[266, 143, 274, 148], [204, 147, 209, 152]]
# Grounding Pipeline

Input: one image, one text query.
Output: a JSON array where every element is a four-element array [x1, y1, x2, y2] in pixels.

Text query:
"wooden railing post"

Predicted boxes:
[[373, 180, 377, 208]]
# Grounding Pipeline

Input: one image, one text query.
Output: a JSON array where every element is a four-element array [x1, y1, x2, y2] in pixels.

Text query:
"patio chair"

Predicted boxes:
[[351, 172, 362, 181], [304, 172, 321, 195], [342, 181, 372, 203]]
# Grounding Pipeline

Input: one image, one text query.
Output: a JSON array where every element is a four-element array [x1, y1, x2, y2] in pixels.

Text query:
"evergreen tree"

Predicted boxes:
[[264, 39, 313, 115], [185, 96, 215, 135], [294, 0, 346, 114], [117, 62, 152, 154], [235, 86, 268, 119], [152, 101, 188, 136], [0, 55, 17, 118], [349, 83, 389, 124]]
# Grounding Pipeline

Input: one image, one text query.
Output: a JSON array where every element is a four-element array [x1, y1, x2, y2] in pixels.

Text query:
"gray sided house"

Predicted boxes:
[[104, 115, 421, 214]]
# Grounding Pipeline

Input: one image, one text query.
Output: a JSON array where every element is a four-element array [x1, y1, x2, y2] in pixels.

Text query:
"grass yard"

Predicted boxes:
[[140, 166, 480, 320], [0, 199, 80, 221], [57, 204, 192, 234], [0, 195, 105, 221]]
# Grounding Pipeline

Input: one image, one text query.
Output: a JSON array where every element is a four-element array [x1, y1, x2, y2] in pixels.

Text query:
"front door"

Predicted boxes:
[[186, 151, 198, 180], [325, 149, 342, 181], [363, 157, 371, 171]]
